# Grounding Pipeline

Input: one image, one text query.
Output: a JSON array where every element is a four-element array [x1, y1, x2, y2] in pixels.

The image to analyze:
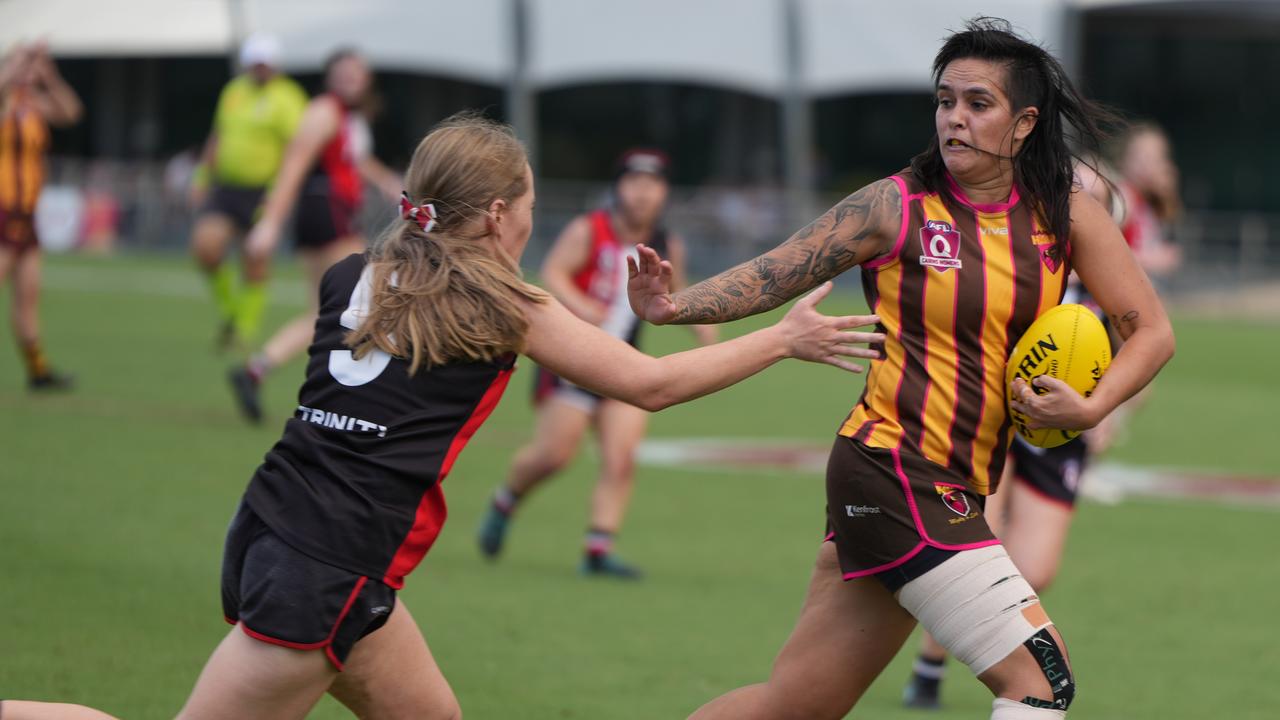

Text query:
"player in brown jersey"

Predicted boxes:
[[0, 42, 81, 390], [630, 18, 1174, 720], [903, 159, 1132, 710], [0, 115, 880, 720]]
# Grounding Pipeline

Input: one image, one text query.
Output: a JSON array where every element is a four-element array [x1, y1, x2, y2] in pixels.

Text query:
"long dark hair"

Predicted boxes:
[[910, 17, 1119, 261]]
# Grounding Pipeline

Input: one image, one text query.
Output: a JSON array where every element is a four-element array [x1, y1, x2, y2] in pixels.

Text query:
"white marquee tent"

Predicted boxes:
[[0, 0, 1249, 222], [0, 0, 1216, 93]]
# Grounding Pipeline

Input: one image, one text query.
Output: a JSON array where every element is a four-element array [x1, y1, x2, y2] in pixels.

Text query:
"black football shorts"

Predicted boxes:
[[221, 500, 395, 669], [1007, 434, 1088, 508]]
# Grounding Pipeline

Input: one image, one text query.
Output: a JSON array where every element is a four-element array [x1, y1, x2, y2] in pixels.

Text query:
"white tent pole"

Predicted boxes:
[[507, 0, 538, 170], [1059, 0, 1085, 81], [781, 0, 816, 233], [226, 0, 247, 73]]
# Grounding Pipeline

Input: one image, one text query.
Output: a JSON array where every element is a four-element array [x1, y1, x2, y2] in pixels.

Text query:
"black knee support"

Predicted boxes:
[[1020, 628, 1075, 711]]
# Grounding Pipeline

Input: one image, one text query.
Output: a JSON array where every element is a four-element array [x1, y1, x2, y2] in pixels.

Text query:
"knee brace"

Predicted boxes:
[[896, 545, 1049, 676]]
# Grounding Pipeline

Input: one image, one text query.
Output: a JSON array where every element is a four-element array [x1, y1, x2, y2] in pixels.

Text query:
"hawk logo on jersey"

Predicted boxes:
[[1032, 229, 1062, 273], [934, 482, 971, 517], [919, 220, 962, 272]]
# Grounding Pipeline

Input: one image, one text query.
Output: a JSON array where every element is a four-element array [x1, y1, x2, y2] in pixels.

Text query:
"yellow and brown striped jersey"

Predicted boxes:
[[0, 93, 50, 216], [839, 170, 1069, 495]]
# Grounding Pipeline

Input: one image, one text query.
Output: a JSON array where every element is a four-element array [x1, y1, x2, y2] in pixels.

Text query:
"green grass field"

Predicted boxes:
[[2, 253, 1278, 719]]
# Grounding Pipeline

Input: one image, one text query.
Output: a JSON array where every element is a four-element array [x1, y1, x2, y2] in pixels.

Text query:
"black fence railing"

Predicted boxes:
[[35, 157, 1280, 299]]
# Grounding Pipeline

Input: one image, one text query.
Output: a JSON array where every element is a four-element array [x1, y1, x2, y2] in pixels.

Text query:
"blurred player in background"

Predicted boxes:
[[1116, 123, 1182, 281], [188, 34, 308, 352], [630, 19, 1175, 719], [902, 159, 1131, 710], [0, 41, 81, 390], [477, 149, 716, 578], [0, 114, 874, 720], [229, 48, 400, 423]]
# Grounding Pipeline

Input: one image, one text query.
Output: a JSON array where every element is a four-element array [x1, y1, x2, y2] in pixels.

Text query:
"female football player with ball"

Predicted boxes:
[[0, 115, 879, 719], [629, 18, 1174, 720]]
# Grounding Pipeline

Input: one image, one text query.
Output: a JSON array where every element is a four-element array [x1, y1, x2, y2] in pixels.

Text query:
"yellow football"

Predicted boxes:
[[1006, 303, 1112, 448]]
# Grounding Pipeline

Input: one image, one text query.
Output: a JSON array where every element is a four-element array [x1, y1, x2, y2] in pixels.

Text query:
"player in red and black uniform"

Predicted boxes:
[[478, 149, 715, 578], [1, 114, 879, 720], [630, 19, 1174, 719], [0, 42, 81, 390], [229, 48, 400, 423], [1117, 123, 1182, 282]]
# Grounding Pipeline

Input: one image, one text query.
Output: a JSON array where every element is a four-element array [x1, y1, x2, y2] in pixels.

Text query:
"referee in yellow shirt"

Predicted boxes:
[[189, 34, 307, 350]]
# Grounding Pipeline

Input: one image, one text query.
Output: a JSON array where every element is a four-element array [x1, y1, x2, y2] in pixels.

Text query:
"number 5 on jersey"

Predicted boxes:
[[329, 266, 392, 386]]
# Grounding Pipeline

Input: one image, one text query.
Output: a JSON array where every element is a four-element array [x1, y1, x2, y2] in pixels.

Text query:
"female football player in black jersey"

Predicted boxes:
[[0, 113, 882, 720]]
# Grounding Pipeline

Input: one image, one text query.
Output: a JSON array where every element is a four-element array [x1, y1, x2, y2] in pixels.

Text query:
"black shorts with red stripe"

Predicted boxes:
[[1008, 435, 1088, 508], [294, 180, 358, 250], [221, 500, 395, 669], [533, 365, 602, 412]]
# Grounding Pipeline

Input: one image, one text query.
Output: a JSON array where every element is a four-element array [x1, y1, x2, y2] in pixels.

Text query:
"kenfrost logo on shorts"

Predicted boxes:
[[919, 220, 962, 272], [845, 504, 882, 518]]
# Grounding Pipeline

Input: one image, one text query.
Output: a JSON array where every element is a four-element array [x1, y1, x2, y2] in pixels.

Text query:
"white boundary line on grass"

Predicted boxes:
[[637, 438, 1280, 510]]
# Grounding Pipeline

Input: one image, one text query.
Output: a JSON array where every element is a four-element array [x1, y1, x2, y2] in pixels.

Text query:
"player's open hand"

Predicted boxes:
[[627, 243, 677, 325], [245, 217, 283, 263], [778, 282, 882, 373], [1010, 375, 1098, 431]]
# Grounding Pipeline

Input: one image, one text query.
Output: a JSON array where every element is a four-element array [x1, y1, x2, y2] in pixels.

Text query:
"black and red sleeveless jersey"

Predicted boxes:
[[244, 253, 515, 588], [569, 209, 667, 345], [303, 94, 366, 208]]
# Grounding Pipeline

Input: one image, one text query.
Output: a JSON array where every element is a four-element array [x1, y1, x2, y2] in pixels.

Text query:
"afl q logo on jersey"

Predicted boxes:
[[919, 220, 963, 272]]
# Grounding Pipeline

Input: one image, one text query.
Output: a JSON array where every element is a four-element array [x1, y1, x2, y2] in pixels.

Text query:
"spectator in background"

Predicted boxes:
[[228, 48, 400, 423], [1115, 123, 1182, 280], [189, 34, 308, 351], [0, 41, 82, 390], [80, 162, 121, 253]]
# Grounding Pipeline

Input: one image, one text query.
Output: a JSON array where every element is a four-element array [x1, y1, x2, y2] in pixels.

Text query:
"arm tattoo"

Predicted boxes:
[[1110, 310, 1140, 338], [670, 179, 900, 324]]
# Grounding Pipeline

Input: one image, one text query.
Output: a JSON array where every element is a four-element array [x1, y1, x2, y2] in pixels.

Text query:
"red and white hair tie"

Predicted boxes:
[[399, 192, 438, 233]]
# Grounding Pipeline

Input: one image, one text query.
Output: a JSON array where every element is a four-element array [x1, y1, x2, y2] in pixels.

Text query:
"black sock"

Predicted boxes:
[[912, 654, 946, 689]]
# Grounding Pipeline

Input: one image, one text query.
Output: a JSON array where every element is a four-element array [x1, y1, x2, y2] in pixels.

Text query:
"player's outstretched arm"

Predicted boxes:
[[244, 98, 341, 259], [0, 700, 119, 720], [523, 283, 882, 411], [1011, 190, 1175, 431], [628, 178, 901, 325]]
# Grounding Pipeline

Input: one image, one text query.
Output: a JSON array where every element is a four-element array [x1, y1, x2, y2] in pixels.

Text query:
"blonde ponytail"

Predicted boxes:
[[345, 113, 546, 373]]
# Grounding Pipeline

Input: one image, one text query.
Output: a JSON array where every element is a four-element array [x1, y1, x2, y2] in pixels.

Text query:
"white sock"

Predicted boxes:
[[991, 698, 1067, 719]]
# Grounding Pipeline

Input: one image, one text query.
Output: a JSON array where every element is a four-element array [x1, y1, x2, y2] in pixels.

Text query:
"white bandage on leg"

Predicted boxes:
[[896, 544, 1051, 676], [991, 698, 1066, 718]]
